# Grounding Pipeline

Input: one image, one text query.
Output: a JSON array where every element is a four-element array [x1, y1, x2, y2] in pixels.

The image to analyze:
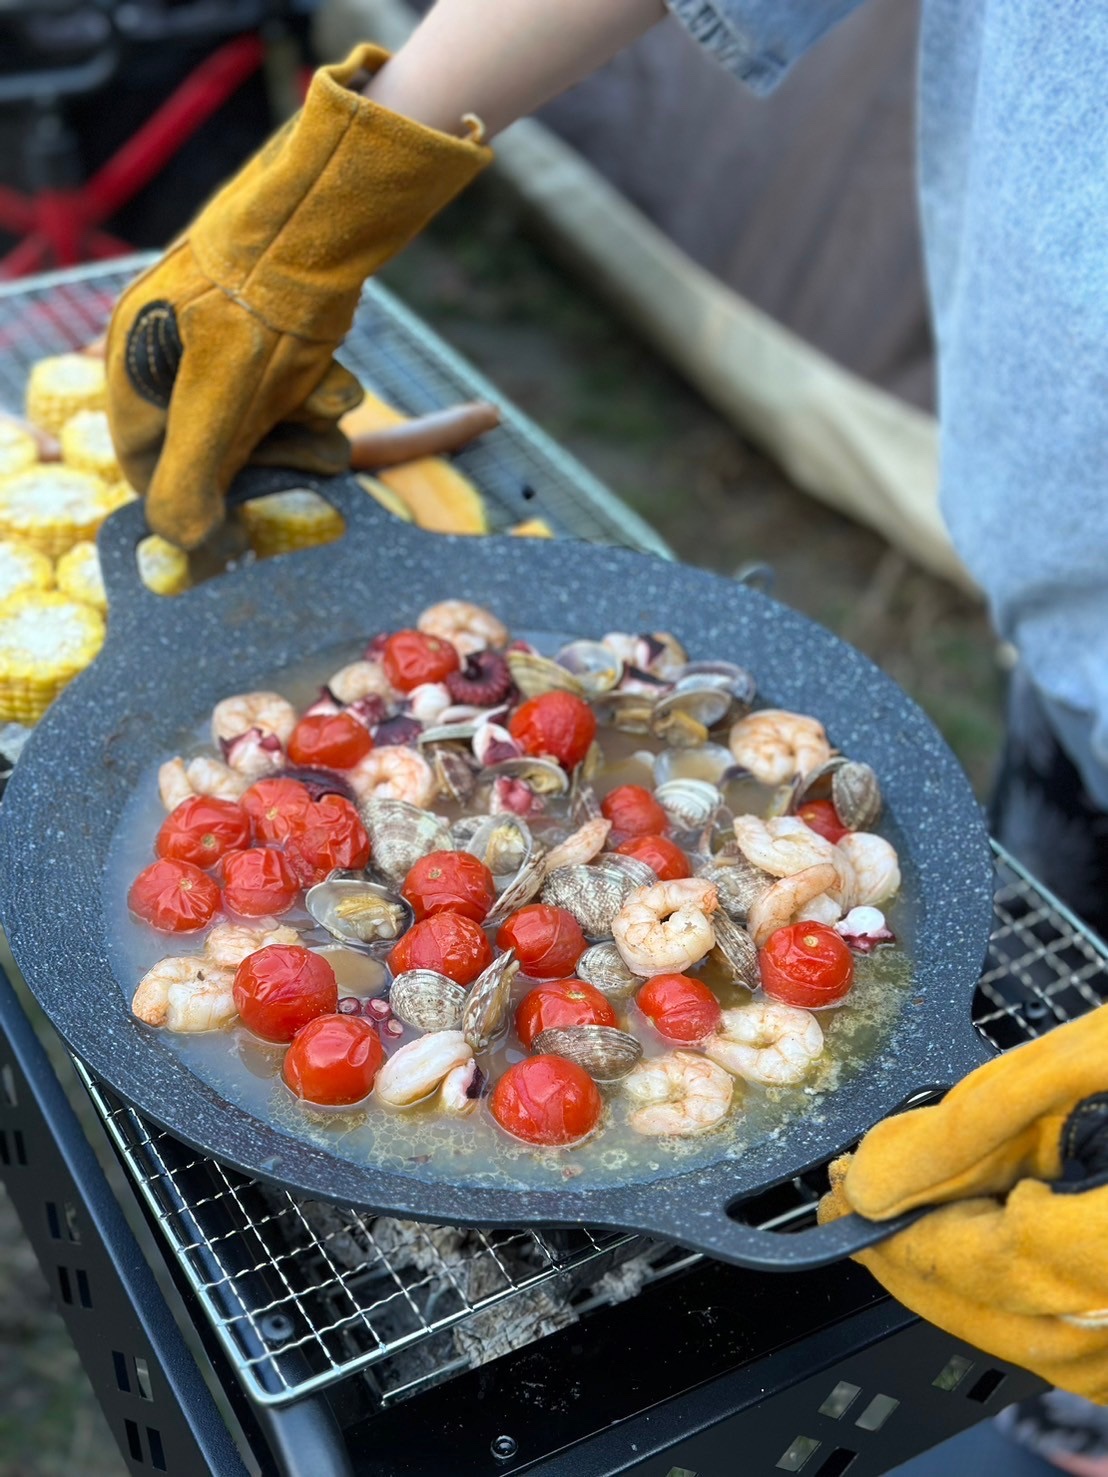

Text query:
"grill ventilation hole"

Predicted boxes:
[[854, 1394, 899, 1432], [776, 1435, 822, 1471]]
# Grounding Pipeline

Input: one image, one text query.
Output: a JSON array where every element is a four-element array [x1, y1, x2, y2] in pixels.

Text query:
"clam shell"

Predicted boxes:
[[832, 761, 882, 831], [484, 852, 547, 925], [482, 756, 569, 796], [676, 661, 757, 711], [466, 814, 534, 882], [360, 798, 453, 883], [554, 639, 623, 696], [533, 1025, 643, 1081], [575, 941, 642, 1000], [593, 690, 657, 734], [506, 650, 585, 699], [711, 913, 760, 989], [427, 745, 478, 803], [694, 857, 770, 923], [653, 778, 723, 831], [418, 720, 482, 744], [601, 854, 658, 890], [306, 878, 413, 944], [462, 950, 519, 1050], [651, 686, 732, 745], [389, 970, 467, 1031], [569, 778, 603, 824], [541, 854, 644, 937], [653, 743, 735, 786]]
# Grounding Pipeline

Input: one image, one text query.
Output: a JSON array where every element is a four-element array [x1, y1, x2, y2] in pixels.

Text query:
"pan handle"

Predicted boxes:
[[96, 467, 404, 622]]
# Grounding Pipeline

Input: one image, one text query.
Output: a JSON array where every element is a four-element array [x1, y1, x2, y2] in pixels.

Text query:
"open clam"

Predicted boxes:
[[593, 690, 657, 734], [360, 798, 453, 883], [533, 1025, 642, 1081], [695, 856, 770, 922], [653, 743, 735, 787], [306, 878, 413, 945], [465, 814, 534, 883], [575, 941, 642, 1000], [484, 850, 548, 926], [462, 950, 519, 1050], [650, 685, 733, 747], [506, 650, 585, 700], [554, 640, 623, 696], [711, 914, 760, 990], [426, 744, 479, 804], [542, 854, 648, 937], [389, 970, 466, 1032], [653, 778, 723, 831], [482, 756, 569, 796], [676, 660, 757, 711]]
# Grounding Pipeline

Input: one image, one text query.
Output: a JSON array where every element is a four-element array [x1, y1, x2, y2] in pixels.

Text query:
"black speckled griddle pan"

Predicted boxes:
[[0, 472, 995, 1270]]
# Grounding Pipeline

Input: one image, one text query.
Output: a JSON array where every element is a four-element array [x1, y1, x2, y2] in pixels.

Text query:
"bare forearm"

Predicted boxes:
[[364, 0, 667, 138]]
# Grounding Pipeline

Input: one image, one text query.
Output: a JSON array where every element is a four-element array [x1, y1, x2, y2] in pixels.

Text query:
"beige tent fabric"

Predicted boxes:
[[316, 0, 971, 591]]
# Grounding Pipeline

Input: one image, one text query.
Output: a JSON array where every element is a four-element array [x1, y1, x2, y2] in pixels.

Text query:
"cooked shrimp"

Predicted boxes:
[[211, 691, 296, 746], [727, 709, 831, 786], [733, 815, 838, 878], [132, 956, 235, 1033], [705, 1002, 823, 1086], [375, 1031, 473, 1108], [328, 659, 395, 705], [612, 877, 719, 976], [836, 832, 900, 906], [347, 745, 436, 806], [203, 923, 299, 970], [623, 1051, 733, 1136], [746, 863, 839, 947], [542, 816, 611, 873], [417, 600, 508, 657], [158, 755, 249, 811]]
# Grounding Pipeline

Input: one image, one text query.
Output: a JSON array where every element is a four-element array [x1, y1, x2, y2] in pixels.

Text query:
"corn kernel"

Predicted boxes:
[[0, 540, 53, 602], [60, 409, 121, 482], [0, 466, 117, 557], [25, 354, 106, 436], [240, 489, 345, 558], [0, 589, 105, 723]]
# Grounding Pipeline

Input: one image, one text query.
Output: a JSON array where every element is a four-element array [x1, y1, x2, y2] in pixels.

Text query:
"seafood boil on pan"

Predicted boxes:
[[110, 598, 909, 1187]]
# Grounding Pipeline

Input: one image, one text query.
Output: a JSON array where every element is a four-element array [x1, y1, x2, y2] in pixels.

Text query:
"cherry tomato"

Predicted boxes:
[[287, 712, 372, 770], [282, 1014, 385, 1104], [222, 847, 300, 916], [383, 630, 460, 692], [285, 795, 370, 886], [600, 784, 668, 842], [490, 1055, 602, 1146], [614, 834, 691, 881], [515, 978, 618, 1050], [759, 921, 855, 1009], [241, 778, 314, 845], [233, 944, 338, 1042], [496, 905, 587, 979], [155, 796, 250, 869], [128, 858, 221, 933], [387, 912, 494, 986], [401, 850, 496, 924], [508, 692, 597, 770], [636, 973, 722, 1043], [797, 799, 851, 845]]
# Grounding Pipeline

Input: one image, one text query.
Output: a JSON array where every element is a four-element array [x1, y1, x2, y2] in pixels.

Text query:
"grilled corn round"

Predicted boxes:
[[137, 535, 189, 597], [60, 409, 121, 482], [25, 354, 107, 435], [0, 420, 38, 478], [240, 489, 345, 558], [0, 466, 117, 557], [55, 541, 106, 612], [0, 540, 53, 602], [0, 589, 105, 723]]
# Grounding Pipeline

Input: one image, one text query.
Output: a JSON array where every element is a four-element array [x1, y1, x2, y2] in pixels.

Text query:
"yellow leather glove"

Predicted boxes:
[[820, 1005, 1108, 1402], [105, 45, 490, 549]]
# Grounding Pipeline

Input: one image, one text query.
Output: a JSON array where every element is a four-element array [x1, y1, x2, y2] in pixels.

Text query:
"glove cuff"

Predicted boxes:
[[191, 44, 492, 341]]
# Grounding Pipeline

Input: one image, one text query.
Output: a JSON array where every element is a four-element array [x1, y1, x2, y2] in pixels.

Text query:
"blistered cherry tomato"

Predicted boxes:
[[282, 1015, 385, 1104], [614, 834, 691, 881], [128, 858, 220, 933], [287, 712, 372, 770], [636, 973, 722, 1043], [490, 1055, 602, 1146], [383, 630, 460, 692], [759, 922, 855, 1009], [222, 847, 300, 916], [496, 905, 587, 979], [797, 799, 850, 845], [387, 912, 494, 986], [600, 784, 668, 842], [155, 796, 250, 869], [402, 850, 496, 924], [508, 692, 597, 770], [285, 795, 370, 886], [241, 778, 314, 845], [515, 978, 618, 1050], [233, 944, 338, 1042]]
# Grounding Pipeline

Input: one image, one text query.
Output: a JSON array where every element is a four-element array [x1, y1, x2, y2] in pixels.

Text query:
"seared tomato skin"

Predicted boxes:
[[508, 692, 597, 770], [387, 912, 494, 986], [128, 858, 221, 933], [233, 945, 338, 1042], [600, 784, 668, 842], [759, 922, 855, 1008], [496, 905, 587, 979], [614, 834, 691, 881], [383, 630, 460, 692], [287, 712, 372, 770], [490, 1055, 602, 1146], [515, 978, 618, 1049], [156, 797, 250, 869], [222, 847, 300, 917], [282, 1014, 385, 1103], [636, 973, 721, 1043], [286, 795, 370, 886], [796, 799, 850, 845], [401, 851, 496, 924], [241, 778, 315, 845]]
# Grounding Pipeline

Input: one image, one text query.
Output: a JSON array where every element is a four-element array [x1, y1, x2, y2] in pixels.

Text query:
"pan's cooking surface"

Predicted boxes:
[[102, 633, 914, 1193]]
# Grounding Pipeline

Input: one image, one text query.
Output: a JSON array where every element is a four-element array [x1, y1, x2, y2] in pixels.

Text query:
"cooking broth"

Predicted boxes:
[[102, 633, 913, 1192]]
